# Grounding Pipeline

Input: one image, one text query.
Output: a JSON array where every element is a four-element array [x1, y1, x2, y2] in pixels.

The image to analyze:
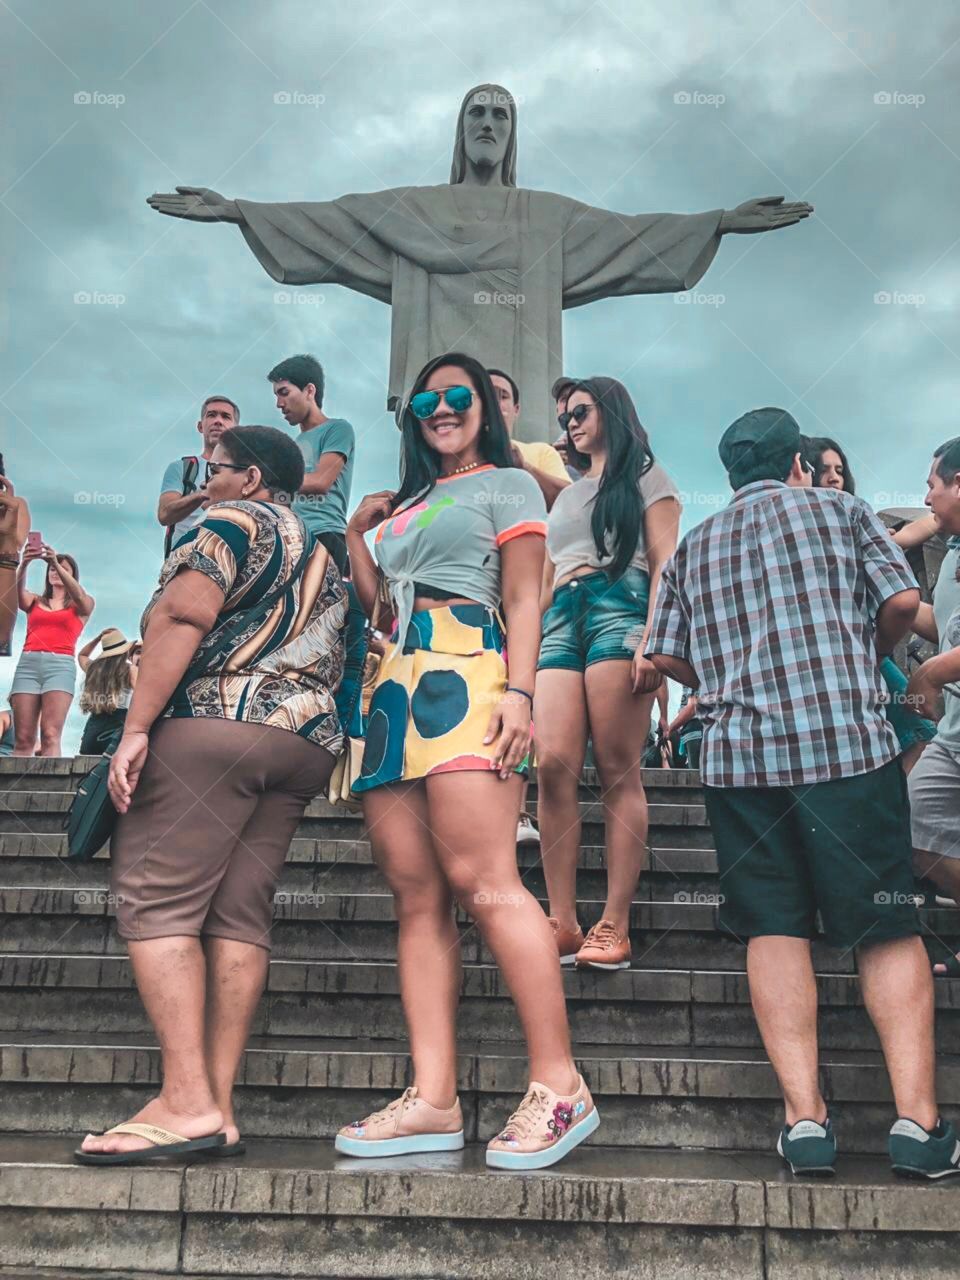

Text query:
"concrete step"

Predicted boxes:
[[3, 956, 960, 1052], [0, 887, 876, 974], [2, 1032, 960, 1158], [0, 756, 706, 804], [0, 788, 713, 843], [1, 1136, 957, 1279]]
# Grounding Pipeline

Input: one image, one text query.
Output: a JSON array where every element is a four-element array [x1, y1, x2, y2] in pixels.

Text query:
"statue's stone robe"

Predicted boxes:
[[237, 185, 723, 440]]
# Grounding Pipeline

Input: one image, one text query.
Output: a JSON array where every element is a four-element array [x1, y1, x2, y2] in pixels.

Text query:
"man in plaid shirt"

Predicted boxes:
[[646, 407, 959, 1180]]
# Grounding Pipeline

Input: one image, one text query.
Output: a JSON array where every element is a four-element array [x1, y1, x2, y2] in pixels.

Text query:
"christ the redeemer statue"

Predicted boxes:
[[148, 84, 812, 441]]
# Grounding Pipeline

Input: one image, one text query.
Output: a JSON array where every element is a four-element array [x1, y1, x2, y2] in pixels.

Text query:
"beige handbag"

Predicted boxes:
[[327, 577, 388, 810]]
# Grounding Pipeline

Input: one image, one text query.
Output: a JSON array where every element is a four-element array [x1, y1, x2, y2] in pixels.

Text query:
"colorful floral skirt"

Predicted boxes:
[[353, 604, 525, 793]]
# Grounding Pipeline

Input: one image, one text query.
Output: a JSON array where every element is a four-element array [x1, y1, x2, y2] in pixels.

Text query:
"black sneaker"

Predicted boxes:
[[889, 1117, 960, 1179], [776, 1117, 836, 1177]]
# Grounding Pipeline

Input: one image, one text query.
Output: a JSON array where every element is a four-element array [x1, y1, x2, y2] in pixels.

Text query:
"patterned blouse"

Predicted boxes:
[[141, 500, 346, 752]]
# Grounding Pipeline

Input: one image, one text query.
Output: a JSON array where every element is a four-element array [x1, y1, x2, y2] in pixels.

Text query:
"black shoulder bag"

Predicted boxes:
[[63, 533, 313, 861]]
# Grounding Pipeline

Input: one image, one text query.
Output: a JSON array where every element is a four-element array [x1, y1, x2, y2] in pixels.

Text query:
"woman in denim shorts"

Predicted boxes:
[[535, 377, 680, 970]]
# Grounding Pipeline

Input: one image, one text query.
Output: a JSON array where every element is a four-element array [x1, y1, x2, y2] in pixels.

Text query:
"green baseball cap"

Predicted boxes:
[[719, 407, 801, 475]]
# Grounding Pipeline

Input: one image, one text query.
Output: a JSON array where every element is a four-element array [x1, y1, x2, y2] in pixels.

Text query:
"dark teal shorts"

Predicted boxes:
[[538, 568, 650, 672], [703, 759, 921, 951]]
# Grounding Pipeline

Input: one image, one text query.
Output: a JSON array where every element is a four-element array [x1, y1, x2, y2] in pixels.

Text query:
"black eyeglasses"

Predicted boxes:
[[557, 403, 592, 431], [204, 461, 248, 482]]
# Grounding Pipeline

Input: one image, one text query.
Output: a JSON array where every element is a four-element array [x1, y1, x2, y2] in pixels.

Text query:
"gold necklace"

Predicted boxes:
[[446, 460, 485, 476]]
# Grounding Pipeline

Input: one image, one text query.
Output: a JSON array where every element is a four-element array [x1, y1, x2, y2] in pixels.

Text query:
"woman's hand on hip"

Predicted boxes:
[[108, 731, 150, 813], [484, 692, 532, 780]]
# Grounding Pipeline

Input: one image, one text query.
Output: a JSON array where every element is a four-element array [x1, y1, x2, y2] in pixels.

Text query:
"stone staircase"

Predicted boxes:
[[1, 757, 959, 1278]]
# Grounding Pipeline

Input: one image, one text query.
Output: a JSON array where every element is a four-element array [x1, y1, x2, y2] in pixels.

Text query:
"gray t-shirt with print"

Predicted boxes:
[[373, 465, 547, 644]]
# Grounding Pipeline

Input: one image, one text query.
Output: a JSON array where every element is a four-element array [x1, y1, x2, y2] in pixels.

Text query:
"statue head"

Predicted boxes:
[[450, 85, 518, 186]]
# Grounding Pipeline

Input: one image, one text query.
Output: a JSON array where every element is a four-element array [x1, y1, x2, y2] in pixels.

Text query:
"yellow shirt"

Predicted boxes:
[[515, 440, 571, 484]]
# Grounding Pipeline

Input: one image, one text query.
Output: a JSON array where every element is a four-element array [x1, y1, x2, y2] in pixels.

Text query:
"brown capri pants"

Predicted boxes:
[[111, 718, 334, 951]]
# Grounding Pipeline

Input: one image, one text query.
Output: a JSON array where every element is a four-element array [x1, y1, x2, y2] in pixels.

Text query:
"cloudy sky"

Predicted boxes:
[[2, 0, 958, 747]]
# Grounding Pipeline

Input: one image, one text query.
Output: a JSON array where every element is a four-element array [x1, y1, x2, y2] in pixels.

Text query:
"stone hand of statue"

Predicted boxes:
[[146, 186, 242, 224], [719, 196, 813, 235]]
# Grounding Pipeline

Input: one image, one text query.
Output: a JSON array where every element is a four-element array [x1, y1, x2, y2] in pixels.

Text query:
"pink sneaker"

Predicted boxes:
[[486, 1074, 599, 1170], [335, 1086, 464, 1158]]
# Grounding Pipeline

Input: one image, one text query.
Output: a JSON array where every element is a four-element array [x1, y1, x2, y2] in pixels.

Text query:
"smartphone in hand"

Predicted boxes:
[[26, 530, 42, 555]]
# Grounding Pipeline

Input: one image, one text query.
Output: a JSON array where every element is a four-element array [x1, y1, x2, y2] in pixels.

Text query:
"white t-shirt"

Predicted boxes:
[[546, 461, 679, 583]]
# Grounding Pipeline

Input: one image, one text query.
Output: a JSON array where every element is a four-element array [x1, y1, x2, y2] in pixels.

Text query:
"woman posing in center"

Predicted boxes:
[[535, 378, 680, 969], [339, 353, 598, 1171]]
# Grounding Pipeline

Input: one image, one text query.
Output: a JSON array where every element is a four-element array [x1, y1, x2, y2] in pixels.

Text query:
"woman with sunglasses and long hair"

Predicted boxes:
[[339, 352, 598, 1171], [535, 378, 680, 970]]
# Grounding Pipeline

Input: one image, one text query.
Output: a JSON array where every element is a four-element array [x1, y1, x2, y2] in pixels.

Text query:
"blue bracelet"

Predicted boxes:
[[505, 686, 533, 703]]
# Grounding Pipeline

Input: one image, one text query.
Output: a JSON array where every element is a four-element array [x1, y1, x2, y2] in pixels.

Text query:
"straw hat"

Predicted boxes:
[[91, 628, 137, 661]]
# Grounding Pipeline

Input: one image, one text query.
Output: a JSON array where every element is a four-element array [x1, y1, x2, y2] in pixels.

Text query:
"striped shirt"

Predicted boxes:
[[142, 500, 346, 751], [644, 481, 918, 787]]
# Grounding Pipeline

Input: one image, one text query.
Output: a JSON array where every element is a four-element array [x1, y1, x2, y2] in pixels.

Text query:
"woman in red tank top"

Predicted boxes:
[[12, 545, 95, 755]]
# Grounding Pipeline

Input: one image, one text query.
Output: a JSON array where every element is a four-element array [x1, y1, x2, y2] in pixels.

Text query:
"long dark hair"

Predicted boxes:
[[43, 553, 79, 603], [564, 377, 655, 579], [811, 436, 856, 495], [392, 353, 515, 512]]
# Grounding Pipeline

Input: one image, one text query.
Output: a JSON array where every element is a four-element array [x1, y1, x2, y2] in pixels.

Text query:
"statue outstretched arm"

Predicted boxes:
[[147, 187, 242, 224], [719, 195, 813, 234]]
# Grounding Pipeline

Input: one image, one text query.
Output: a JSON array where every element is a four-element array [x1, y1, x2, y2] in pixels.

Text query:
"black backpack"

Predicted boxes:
[[162, 455, 201, 558]]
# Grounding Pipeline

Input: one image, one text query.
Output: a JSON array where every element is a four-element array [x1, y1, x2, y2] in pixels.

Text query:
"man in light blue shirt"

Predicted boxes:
[[158, 395, 239, 555], [267, 353, 355, 572]]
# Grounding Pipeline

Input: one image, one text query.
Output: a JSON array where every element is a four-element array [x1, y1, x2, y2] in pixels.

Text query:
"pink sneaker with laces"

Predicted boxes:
[[335, 1086, 464, 1158], [486, 1074, 599, 1170]]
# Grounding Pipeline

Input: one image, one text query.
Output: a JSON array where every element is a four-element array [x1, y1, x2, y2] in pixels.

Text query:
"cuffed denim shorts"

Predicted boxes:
[[538, 568, 650, 672], [11, 651, 77, 696]]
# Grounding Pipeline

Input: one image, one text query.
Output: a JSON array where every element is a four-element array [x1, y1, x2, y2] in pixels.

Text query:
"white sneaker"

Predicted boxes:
[[517, 815, 540, 846]]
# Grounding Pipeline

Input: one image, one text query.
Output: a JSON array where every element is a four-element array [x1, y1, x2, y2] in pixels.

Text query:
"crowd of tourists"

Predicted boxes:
[[4, 348, 960, 1182]]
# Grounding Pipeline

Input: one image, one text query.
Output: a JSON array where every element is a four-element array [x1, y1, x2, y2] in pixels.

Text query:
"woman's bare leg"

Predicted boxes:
[[364, 781, 461, 1108], [427, 771, 579, 1094], [584, 662, 654, 932], [534, 669, 588, 929]]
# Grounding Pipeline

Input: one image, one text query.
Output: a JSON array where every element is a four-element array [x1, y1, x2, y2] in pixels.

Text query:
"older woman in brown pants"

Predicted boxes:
[[77, 426, 345, 1164]]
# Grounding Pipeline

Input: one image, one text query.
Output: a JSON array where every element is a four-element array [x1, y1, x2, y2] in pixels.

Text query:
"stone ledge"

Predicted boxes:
[[3, 1139, 959, 1233]]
